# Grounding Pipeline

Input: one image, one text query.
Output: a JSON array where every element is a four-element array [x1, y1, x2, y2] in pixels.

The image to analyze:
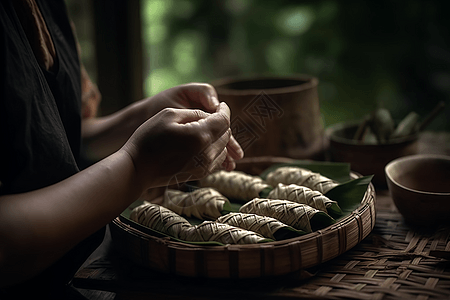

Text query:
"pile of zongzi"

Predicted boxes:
[[130, 167, 343, 245]]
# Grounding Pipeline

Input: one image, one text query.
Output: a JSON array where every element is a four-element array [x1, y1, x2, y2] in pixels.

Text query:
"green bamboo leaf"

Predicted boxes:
[[325, 175, 374, 216], [310, 211, 336, 231], [221, 202, 242, 215], [257, 239, 275, 244], [221, 201, 232, 214], [121, 199, 143, 219], [326, 202, 344, 219], [260, 160, 351, 183], [258, 187, 273, 198], [273, 227, 307, 240], [184, 216, 203, 225]]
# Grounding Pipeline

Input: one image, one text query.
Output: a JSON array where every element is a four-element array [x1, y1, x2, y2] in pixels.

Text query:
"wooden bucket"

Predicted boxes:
[[326, 121, 418, 187], [110, 157, 376, 279], [211, 75, 325, 160]]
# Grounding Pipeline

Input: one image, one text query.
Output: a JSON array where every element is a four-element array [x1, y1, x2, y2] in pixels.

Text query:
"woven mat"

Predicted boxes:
[[73, 208, 450, 300], [295, 209, 450, 300]]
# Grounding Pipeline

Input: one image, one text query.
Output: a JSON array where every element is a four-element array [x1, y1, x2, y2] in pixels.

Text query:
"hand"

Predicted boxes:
[[143, 83, 220, 115], [122, 103, 234, 189], [81, 83, 244, 165], [138, 83, 244, 167]]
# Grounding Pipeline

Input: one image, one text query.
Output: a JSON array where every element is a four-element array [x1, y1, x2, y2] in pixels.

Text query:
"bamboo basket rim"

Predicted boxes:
[[111, 157, 376, 278]]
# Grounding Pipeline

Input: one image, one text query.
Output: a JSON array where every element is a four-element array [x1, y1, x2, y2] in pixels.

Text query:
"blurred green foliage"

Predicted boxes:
[[141, 0, 450, 130]]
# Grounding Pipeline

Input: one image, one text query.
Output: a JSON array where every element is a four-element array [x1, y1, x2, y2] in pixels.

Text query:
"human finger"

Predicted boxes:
[[165, 108, 211, 125], [197, 102, 231, 143], [180, 83, 219, 112], [221, 154, 236, 171], [208, 147, 228, 174], [198, 128, 231, 168], [226, 135, 244, 160]]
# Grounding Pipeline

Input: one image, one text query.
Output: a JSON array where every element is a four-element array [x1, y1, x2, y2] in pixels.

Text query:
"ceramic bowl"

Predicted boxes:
[[385, 154, 450, 227], [326, 121, 418, 187]]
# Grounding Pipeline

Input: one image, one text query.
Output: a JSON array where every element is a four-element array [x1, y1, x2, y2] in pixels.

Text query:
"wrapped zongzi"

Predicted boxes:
[[200, 170, 271, 201]]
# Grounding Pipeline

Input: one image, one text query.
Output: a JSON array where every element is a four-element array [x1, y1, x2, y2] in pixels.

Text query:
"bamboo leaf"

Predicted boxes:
[[221, 201, 233, 214], [310, 211, 336, 231], [273, 227, 307, 240], [221, 202, 242, 215], [325, 175, 374, 217], [121, 199, 143, 219], [327, 202, 344, 219], [258, 186, 273, 198], [184, 216, 203, 225]]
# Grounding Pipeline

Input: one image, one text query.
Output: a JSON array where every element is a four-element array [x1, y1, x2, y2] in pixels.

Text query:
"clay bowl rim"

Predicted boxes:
[[385, 154, 450, 197], [326, 121, 418, 146], [210, 74, 319, 96]]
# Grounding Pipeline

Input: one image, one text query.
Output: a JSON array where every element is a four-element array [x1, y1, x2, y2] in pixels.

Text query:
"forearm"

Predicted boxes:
[[81, 100, 150, 161], [0, 150, 142, 287]]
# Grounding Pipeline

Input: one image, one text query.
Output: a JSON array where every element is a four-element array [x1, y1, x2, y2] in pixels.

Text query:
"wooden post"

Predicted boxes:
[[92, 0, 143, 116]]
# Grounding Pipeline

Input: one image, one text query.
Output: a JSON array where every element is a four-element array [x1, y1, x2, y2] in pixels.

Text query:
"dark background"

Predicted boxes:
[[66, 0, 450, 131]]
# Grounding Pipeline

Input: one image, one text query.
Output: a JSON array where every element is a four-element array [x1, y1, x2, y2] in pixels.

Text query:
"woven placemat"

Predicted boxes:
[[73, 208, 450, 299], [296, 209, 450, 300]]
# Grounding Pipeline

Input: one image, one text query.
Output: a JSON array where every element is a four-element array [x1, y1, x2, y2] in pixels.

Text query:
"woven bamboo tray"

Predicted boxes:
[[110, 156, 376, 279]]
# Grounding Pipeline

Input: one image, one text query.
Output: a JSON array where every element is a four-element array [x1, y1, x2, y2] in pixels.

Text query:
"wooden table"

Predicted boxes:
[[71, 132, 450, 299]]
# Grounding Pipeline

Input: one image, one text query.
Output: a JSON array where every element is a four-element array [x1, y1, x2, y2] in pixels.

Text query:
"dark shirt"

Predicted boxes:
[[0, 0, 104, 297], [0, 0, 81, 194]]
